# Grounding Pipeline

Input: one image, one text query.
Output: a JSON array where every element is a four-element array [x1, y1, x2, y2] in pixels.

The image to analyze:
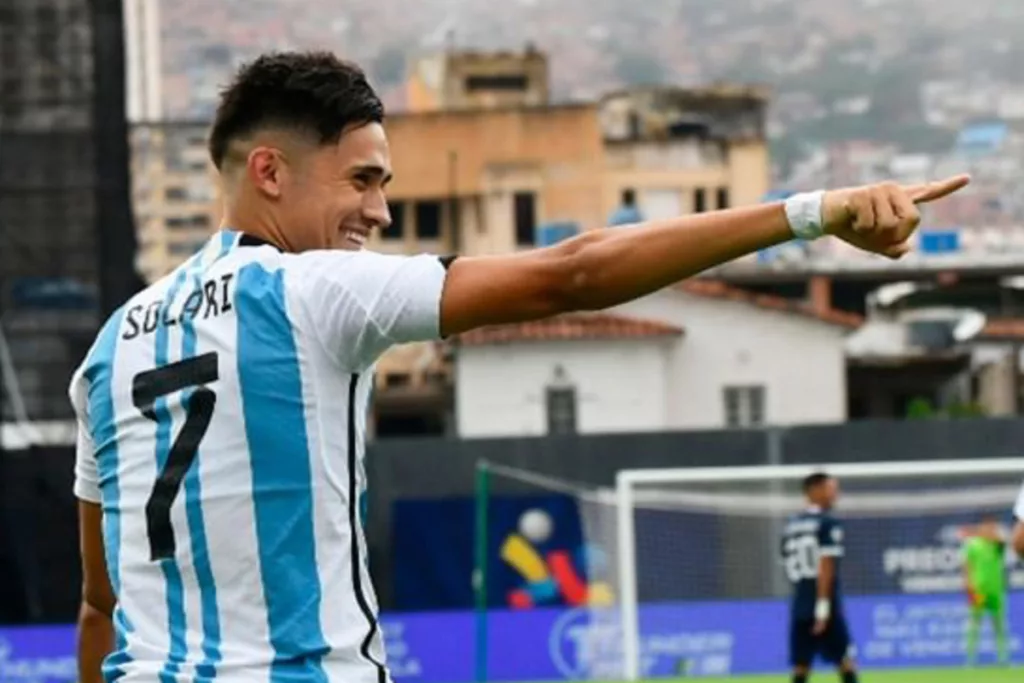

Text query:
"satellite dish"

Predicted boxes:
[[953, 310, 986, 342], [871, 281, 927, 308]]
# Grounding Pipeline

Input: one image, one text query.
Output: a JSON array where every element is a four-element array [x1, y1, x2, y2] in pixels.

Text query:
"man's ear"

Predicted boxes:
[[246, 147, 284, 199]]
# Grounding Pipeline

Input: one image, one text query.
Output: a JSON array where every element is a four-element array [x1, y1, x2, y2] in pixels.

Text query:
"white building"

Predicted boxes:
[[454, 282, 857, 438]]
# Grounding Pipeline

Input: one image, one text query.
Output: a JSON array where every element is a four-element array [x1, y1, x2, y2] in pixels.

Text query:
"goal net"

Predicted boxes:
[[614, 458, 1024, 680]]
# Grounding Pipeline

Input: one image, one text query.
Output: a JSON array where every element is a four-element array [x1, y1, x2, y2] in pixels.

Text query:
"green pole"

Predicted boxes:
[[474, 460, 491, 683]]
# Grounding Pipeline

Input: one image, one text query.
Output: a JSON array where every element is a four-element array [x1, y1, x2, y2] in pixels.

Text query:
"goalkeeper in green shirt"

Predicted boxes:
[[960, 514, 1010, 666]]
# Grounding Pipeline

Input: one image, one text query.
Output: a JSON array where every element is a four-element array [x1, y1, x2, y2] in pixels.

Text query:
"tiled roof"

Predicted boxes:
[[679, 279, 864, 328], [979, 319, 1024, 340], [456, 312, 684, 346]]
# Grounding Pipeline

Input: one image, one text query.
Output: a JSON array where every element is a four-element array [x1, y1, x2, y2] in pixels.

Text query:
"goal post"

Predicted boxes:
[[615, 457, 1024, 680]]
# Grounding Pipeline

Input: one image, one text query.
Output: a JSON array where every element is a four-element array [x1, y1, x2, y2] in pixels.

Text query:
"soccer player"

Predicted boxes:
[[960, 514, 1010, 666], [71, 50, 968, 683], [781, 472, 858, 683]]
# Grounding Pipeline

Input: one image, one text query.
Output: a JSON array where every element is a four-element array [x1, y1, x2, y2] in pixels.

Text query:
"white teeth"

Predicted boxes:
[[345, 230, 367, 246]]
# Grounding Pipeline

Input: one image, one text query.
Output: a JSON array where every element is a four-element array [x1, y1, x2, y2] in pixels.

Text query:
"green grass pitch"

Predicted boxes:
[[687, 668, 1017, 682], [522, 669, 1018, 683], [606, 671, 1015, 679]]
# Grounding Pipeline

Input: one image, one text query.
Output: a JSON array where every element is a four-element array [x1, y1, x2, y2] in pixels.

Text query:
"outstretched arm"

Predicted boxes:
[[301, 176, 969, 369], [439, 176, 969, 336]]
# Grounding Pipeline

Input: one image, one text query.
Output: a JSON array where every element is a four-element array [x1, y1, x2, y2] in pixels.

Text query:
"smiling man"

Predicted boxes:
[[70, 51, 969, 683]]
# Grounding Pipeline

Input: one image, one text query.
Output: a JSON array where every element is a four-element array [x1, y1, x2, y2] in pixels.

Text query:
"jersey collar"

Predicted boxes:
[[237, 233, 281, 250]]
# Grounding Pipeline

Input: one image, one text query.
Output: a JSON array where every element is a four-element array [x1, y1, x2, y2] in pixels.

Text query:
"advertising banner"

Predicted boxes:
[[3, 593, 1019, 683]]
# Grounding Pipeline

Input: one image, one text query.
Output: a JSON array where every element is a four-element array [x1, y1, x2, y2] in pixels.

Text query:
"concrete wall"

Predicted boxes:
[[456, 339, 672, 438], [616, 290, 849, 428]]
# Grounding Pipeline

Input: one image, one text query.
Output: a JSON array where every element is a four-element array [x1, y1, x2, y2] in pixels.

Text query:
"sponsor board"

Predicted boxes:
[[5, 592, 1019, 682]]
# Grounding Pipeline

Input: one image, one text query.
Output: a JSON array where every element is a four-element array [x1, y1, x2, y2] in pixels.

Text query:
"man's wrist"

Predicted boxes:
[[814, 598, 831, 621], [783, 191, 826, 241]]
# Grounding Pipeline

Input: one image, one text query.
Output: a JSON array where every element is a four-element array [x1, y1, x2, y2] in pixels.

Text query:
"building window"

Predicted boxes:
[[716, 187, 730, 210], [384, 373, 411, 388], [693, 188, 707, 213], [168, 241, 204, 256], [514, 192, 537, 246], [384, 201, 405, 240], [415, 201, 442, 240], [165, 187, 187, 201], [723, 385, 765, 428], [165, 214, 210, 230], [546, 387, 577, 435], [465, 74, 528, 92]]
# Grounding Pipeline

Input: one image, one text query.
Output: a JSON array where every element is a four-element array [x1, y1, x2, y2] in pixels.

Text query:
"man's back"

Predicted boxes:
[[70, 231, 447, 682], [781, 508, 844, 622]]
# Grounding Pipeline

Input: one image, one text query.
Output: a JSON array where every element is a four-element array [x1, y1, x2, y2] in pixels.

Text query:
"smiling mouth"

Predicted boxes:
[[341, 228, 369, 248]]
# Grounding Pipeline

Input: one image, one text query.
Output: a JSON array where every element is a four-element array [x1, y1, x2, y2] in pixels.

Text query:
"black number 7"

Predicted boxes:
[[132, 352, 219, 561]]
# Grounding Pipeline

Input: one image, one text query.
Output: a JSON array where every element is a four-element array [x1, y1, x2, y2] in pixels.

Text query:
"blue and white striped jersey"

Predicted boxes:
[[69, 230, 448, 683]]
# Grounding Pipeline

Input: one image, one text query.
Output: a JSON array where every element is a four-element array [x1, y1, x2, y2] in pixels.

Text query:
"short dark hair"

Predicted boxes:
[[802, 471, 831, 493], [208, 51, 385, 170]]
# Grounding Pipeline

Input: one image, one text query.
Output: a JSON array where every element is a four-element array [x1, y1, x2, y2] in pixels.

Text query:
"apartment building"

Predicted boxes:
[[405, 45, 550, 113], [600, 84, 770, 219], [130, 122, 221, 283]]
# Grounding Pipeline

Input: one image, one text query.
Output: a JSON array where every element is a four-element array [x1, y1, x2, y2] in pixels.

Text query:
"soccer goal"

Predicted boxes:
[[615, 458, 1024, 680]]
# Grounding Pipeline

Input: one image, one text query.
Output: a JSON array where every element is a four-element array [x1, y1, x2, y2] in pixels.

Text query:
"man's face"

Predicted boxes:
[[822, 478, 839, 509], [811, 478, 839, 509], [276, 122, 393, 252]]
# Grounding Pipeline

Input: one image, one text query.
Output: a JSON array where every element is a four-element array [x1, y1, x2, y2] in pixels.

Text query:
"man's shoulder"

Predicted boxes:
[[281, 248, 442, 274], [821, 511, 841, 525], [277, 249, 447, 308]]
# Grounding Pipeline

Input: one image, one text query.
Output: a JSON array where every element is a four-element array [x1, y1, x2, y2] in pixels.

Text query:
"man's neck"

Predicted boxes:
[[219, 209, 292, 253]]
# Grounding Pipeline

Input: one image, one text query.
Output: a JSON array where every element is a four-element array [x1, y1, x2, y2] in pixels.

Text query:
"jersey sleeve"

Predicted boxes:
[[292, 250, 450, 371], [69, 369, 101, 504], [817, 516, 844, 558]]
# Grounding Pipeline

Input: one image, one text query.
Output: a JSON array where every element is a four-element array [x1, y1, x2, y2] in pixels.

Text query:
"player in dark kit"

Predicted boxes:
[[780, 472, 859, 683]]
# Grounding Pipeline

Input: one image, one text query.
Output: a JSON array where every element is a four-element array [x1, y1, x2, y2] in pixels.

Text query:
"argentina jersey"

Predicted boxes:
[[780, 507, 845, 622], [69, 230, 449, 683]]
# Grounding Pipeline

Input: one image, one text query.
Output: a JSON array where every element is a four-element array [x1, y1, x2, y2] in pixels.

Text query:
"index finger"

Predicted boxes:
[[904, 174, 971, 204]]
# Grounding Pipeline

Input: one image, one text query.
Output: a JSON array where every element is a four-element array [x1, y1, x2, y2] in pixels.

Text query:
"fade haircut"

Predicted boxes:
[[802, 471, 831, 494], [208, 51, 385, 170]]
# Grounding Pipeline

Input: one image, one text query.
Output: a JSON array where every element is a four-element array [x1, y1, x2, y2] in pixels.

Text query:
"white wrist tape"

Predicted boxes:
[[784, 191, 826, 241], [815, 598, 831, 621]]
